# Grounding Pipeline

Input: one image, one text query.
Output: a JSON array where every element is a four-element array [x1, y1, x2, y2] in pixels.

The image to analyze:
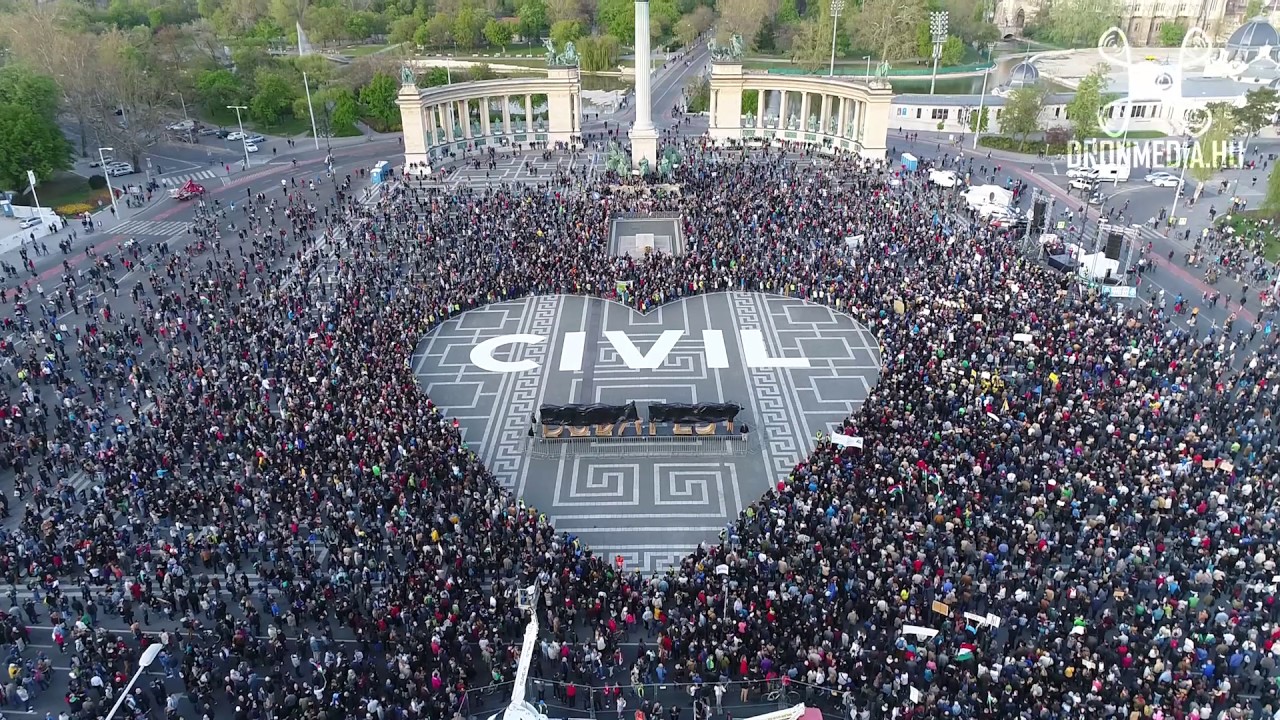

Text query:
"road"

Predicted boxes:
[[887, 132, 1280, 338]]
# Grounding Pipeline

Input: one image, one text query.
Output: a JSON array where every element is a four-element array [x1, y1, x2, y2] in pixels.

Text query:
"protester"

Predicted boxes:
[[0, 145, 1272, 720]]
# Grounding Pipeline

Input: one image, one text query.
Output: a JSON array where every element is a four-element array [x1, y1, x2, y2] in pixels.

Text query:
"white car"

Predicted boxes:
[[928, 169, 959, 188], [106, 163, 135, 177], [1145, 171, 1176, 183], [1150, 175, 1183, 188], [166, 120, 194, 131], [227, 131, 246, 141], [243, 134, 266, 144], [18, 217, 41, 230], [1067, 167, 1098, 179], [88, 157, 113, 168], [243, 142, 260, 153], [1069, 177, 1095, 191]]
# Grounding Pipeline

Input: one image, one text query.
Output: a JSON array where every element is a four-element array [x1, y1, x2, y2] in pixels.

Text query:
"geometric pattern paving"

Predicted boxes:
[[411, 293, 882, 573]]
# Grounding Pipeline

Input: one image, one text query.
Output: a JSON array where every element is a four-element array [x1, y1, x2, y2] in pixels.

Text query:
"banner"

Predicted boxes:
[[648, 402, 741, 424], [539, 402, 640, 427]]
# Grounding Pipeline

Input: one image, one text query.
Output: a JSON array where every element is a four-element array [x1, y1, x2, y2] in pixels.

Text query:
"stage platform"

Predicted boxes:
[[411, 293, 881, 573]]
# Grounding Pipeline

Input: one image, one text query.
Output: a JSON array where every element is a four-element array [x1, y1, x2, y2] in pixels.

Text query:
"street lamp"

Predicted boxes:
[[1167, 135, 1190, 234], [98, 147, 120, 219], [227, 105, 250, 171], [829, 0, 846, 77], [972, 61, 991, 149], [929, 11, 949, 95], [863, 55, 872, 79], [303, 72, 321, 151], [104, 643, 162, 720]]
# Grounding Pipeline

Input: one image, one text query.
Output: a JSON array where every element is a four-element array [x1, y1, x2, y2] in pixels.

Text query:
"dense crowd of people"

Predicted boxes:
[[0, 143, 1272, 720]]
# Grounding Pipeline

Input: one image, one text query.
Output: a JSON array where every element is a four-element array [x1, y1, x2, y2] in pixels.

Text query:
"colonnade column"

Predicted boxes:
[[524, 94, 533, 133], [481, 98, 491, 136], [460, 100, 472, 139], [425, 106, 437, 145], [444, 104, 456, 142], [838, 99, 849, 139], [800, 92, 810, 132], [820, 95, 831, 135], [502, 96, 512, 134]]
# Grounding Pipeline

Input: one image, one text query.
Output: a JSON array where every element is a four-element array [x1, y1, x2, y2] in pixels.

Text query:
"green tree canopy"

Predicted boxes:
[[1002, 85, 1049, 150], [517, 0, 548, 40], [1065, 63, 1110, 139], [1235, 87, 1280, 138], [360, 71, 399, 129], [550, 19, 582, 46], [249, 68, 297, 126], [484, 17, 513, 48], [0, 102, 72, 192]]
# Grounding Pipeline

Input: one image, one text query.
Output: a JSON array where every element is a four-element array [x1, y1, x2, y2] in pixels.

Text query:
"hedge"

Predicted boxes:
[[977, 136, 1071, 156], [55, 203, 95, 217]]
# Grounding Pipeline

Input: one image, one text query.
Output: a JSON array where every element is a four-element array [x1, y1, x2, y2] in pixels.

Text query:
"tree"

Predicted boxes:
[[1159, 21, 1187, 46], [578, 34, 621, 71], [945, 0, 998, 46], [389, 15, 420, 43], [914, 27, 964, 65], [418, 66, 451, 86], [1186, 103, 1235, 184], [361, 71, 399, 129], [517, 0, 548, 41], [468, 63, 497, 80], [0, 103, 73, 193], [550, 19, 582, 45], [716, 0, 778, 51], [0, 66, 60, 120], [417, 13, 454, 47], [1025, 0, 1123, 48], [597, 0, 635, 43], [452, 5, 487, 48], [1002, 85, 1049, 150], [1066, 63, 1109, 139], [847, 0, 924, 63], [1245, 0, 1264, 18], [484, 18, 513, 49], [674, 6, 715, 46], [967, 106, 989, 133], [1235, 87, 1280, 139], [249, 69, 297, 126], [196, 68, 245, 112]]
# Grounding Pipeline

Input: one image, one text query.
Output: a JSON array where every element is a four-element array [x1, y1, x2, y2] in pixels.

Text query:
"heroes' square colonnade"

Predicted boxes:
[[396, 59, 893, 172]]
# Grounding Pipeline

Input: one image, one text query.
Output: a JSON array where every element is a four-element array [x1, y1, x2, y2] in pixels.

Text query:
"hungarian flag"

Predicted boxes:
[[956, 644, 976, 662], [888, 484, 904, 497]]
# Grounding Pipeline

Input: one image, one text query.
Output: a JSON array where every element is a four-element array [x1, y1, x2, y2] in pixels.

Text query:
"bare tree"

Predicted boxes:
[[0, 5, 99, 157], [715, 0, 777, 50], [846, 0, 924, 63]]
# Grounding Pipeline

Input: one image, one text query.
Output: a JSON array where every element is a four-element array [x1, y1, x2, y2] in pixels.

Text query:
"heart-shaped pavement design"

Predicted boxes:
[[412, 292, 881, 572]]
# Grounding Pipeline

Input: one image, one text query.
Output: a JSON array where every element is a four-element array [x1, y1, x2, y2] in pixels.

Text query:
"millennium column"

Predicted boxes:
[[629, 0, 660, 169]]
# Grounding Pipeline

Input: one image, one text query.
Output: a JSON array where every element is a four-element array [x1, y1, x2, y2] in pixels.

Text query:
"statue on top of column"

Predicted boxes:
[[399, 65, 416, 86], [542, 38, 580, 67], [709, 33, 745, 62]]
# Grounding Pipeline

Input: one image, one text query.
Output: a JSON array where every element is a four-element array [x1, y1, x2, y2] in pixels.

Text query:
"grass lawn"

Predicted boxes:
[[198, 108, 315, 137], [38, 173, 112, 214], [339, 43, 401, 57], [1220, 212, 1280, 262]]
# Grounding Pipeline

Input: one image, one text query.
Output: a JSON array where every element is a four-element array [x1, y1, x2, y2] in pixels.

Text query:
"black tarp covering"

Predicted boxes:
[[540, 403, 640, 427], [648, 403, 741, 424]]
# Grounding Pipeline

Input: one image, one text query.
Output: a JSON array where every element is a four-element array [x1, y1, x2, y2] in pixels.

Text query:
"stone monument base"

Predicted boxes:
[[629, 126, 659, 170]]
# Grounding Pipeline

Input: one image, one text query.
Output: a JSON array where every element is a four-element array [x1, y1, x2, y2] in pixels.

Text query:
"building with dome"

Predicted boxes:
[[992, 60, 1040, 97], [990, 0, 1253, 45], [1225, 17, 1279, 62]]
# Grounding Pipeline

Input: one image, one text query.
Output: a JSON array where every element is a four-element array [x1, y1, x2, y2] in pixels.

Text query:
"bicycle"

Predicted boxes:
[[765, 686, 801, 704]]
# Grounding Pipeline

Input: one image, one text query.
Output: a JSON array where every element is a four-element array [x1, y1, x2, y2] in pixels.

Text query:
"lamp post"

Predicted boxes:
[[227, 105, 250, 171], [929, 11, 948, 95], [863, 54, 872, 79], [98, 147, 119, 219], [104, 644, 162, 720], [828, 0, 846, 77], [972, 62, 991, 149], [1166, 135, 1190, 234], [303, 72, 321, 151]]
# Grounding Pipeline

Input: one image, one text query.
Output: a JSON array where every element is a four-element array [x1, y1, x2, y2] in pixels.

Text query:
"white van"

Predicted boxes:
[[1093, 163, 1130, 183]]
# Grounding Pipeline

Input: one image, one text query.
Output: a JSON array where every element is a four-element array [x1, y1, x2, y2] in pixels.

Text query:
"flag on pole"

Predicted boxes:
[[956, 644, 976, 661], [888, 484, 904, 497]]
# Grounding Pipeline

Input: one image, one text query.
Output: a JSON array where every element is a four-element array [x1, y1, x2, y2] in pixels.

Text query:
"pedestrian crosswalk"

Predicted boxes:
[[110, 219, 192, 237], [162, 169, 219, 185]]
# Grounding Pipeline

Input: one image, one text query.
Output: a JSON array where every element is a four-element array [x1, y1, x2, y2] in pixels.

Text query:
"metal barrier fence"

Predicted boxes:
[[528, 434, 755, 459]]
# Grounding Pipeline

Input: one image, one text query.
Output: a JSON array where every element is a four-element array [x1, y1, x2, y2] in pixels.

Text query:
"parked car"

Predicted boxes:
[[198, 126, 220, 136], [106, 162, 136, 177], [226, 131, 246, 141], [243, 134, 266, 144], [18, 217, 41, 229], [166, 120, 195, 131], [214, 128, 232, 139], [1150, 175, 1183, 188], [1144, 171, 1176, 183], [243, 142, 260, 153], [1067, 167, 1098, 179], [88, 157, 113, 168], [1069, 177, 1095, 191]]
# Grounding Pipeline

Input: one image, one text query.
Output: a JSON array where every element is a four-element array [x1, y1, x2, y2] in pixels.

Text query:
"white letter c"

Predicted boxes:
[[470, 334, 545, 373]]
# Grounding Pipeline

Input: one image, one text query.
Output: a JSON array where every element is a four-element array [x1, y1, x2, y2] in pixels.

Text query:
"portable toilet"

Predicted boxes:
[[371, 161, 390, 184], [900, 153, 918, 172]]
